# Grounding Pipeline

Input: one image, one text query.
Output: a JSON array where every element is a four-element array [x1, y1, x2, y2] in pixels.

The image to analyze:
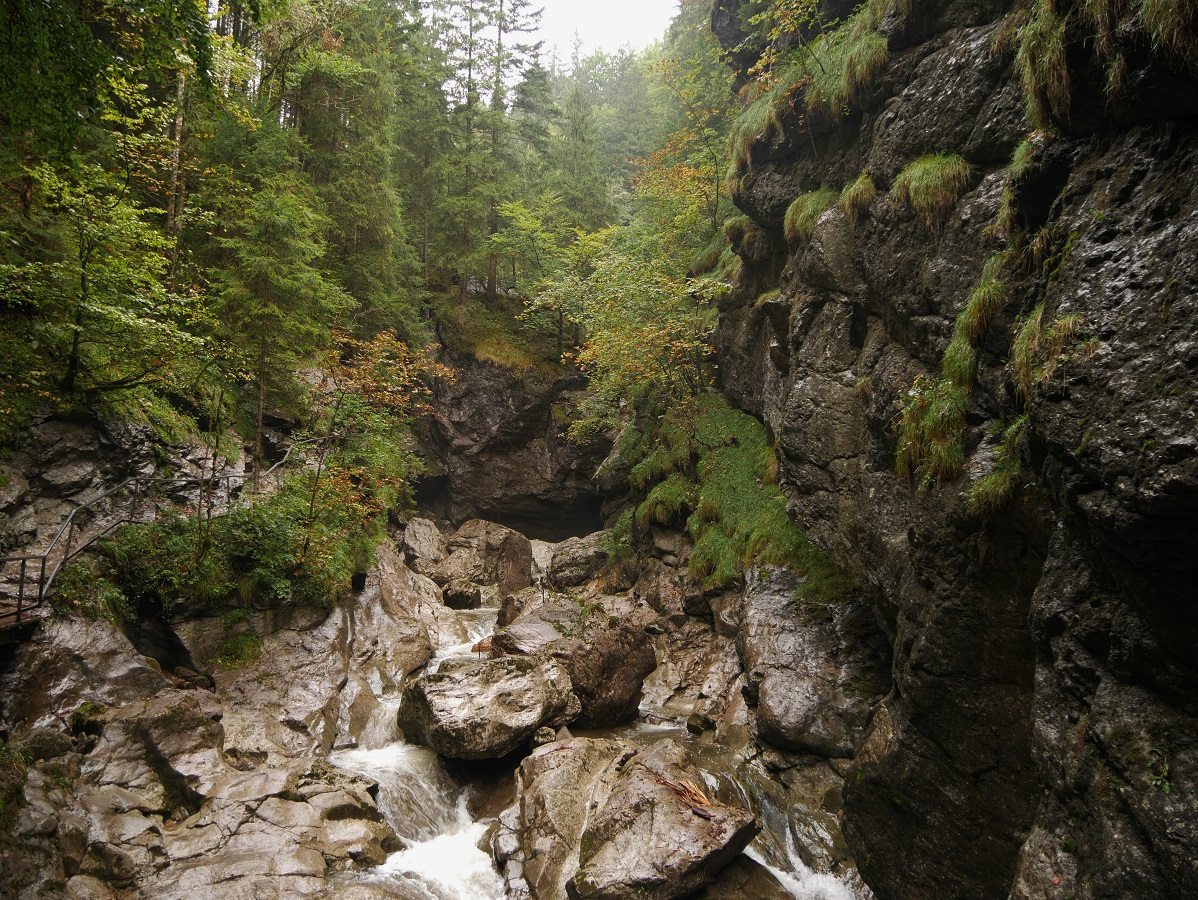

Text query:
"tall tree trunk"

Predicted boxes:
[[62, 254, 89, 394], [166, 71, 187, 290], [254, 331, 267, 492]]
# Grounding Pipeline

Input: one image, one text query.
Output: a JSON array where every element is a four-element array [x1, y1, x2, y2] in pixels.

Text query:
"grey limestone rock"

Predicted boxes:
[[399, 656, 581, 759]]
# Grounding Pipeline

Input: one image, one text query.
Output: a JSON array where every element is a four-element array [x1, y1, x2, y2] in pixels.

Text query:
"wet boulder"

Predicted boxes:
[[80, 688, 224, 817], [568, 738, 760, 899], [738, 568, 889, 758], [694, 856, 804, 899], [491, 597, 657, 728], [398, 656, 580, 760], [212, 609, 351, 762], [447, 519, 533, 596], [353, 550, 434, 687], [510, 737, 759, 900], [547, 531, 610, 588], [443, 577, 484, 610], [375, 545, 467, 650], [430, 545, 485, 587], [401, 517, 448, 575], [0, 618, 168, 729], [512, 738, 631, 900]]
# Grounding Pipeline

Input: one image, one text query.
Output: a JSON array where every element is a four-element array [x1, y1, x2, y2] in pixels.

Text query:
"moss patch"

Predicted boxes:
[[618, 394, 853, 596]]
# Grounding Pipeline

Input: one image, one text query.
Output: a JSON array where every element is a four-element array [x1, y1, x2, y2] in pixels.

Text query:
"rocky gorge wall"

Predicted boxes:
[[415, 352, 608, 541], [710, 1, 1197, 898]]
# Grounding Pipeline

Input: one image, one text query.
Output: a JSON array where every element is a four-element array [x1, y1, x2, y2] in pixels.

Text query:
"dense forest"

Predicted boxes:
[[0, 0, 779, 600]]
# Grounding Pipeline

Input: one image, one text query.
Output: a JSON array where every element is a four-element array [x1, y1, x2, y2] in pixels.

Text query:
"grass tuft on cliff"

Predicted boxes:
[[840, 173, 877, 225], [1010, 302, 1083, 399], [969, 414, 1028, 515], [784, 188, 839, 243], [896, 374, 967, 486], [726, 4, 893, 192], [1139, 0, 1198, 68], [1017, 0, 1070, 128], [892, 153, 972, 230], [805, 25, 890, 120], [959, 253, 1010, 344], [728, 82, 790, 174], [895, 252, 1011, 486]]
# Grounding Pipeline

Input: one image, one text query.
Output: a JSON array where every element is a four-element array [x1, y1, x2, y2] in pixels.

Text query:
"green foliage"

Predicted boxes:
[[969, 414, 1028, 515], [86, 448, 403, 617], [689, 229, 730, 276], [0, 738, 30, 847], [755, 289, 782, 308], [1016, 0, 1070, 128], [214, 631, 262, 669], [615, 394, 852, 594], [51, 564, 132, 623], [896, 375, 967, 486], [1071, 0, 1198, 106], [941, 334, 978, 390], [727, 4, 890, 184], [606, 507, 637, 564], [636, 473, 698, 529], [892, 153, 971, 230], [784, 188, 838, 242], [433, 292, 562, 376], [723, 214, 755, 246], [839, 173, 877, 225]]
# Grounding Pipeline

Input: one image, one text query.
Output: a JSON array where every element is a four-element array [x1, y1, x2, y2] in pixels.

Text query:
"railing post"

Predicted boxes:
[[38, 557, 46, 606], [17, 558, 26, 623]]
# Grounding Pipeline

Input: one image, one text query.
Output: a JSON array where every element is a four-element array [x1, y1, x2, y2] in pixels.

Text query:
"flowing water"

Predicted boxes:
[[330, 600, 860, 900], [329, 604, 506, 900], [330, 742, 505, 900], [576, 718, 861, 900]]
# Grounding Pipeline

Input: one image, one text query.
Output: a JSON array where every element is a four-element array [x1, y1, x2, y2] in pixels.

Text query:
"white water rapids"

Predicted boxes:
[[328, 599, 861, 900]]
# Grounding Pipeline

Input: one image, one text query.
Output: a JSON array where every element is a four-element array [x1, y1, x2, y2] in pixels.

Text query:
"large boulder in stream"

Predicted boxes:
[[547, 530, 610, 588], [398, 656, 581, 759], [446, 519, 533, 596], [507, 737, 760, 900], [491, 597, 657, 728], [737, 567, 889, 758]]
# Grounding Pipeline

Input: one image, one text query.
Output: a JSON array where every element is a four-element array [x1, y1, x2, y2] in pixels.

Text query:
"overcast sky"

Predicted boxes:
[[532, 0, 680, 62]]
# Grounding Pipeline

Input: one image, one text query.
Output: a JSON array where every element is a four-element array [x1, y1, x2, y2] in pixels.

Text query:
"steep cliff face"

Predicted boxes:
[[711, 1, 1197, 897]]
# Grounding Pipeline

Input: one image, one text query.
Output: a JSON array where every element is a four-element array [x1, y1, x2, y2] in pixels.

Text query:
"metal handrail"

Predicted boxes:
[[0, 438, 321, 625]]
